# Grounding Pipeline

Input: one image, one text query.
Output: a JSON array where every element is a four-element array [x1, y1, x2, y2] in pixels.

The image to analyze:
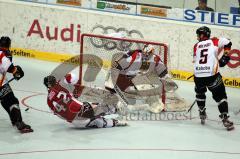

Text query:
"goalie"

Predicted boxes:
[[43, 75, 127, 129], [103, 44, 178, 113], [105, 44, 166, 91]]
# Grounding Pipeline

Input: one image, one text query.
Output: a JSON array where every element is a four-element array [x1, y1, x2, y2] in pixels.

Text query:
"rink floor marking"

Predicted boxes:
[[19, 91, 240, 125], [0, 148, 240, 156], [21, 93, 52, 114]]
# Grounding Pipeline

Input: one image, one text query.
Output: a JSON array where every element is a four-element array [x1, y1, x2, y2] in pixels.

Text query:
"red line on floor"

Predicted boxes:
[[21, 93, 51, 114]]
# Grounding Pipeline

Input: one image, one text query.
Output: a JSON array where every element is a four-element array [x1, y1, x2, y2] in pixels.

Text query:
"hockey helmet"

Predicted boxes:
[[0, 36, 11, 48], [143, 44, 155, 54], [196, 26, 211, 38], [44, 75, 56, 88]]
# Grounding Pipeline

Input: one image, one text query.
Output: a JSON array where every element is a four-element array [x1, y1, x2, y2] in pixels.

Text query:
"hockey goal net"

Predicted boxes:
[[78, 33, 188, 112]]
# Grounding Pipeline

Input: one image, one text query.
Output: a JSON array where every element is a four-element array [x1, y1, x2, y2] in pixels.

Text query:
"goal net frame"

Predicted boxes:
[[78, 33, 187, 112]]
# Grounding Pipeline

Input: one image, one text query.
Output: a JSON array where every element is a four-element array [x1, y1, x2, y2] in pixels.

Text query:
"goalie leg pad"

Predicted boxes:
[[145, 96, 164, 113]]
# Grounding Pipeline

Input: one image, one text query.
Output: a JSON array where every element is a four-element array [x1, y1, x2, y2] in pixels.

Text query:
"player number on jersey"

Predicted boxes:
[[53, 91, 70, 112], [57, 91, 70, 103], [199, 49, 208, 64]]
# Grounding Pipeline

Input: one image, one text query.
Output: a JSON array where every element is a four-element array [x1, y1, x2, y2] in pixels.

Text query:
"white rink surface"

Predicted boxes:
[[0, 57, 240, 159]]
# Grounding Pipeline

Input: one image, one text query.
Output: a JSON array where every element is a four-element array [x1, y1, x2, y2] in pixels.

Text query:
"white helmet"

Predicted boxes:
[[143, 44, 154, 54]]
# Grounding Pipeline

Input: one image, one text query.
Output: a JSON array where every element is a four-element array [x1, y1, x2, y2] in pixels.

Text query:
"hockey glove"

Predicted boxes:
[[13, 65, 24, 80], [219, 54, 230, 67]]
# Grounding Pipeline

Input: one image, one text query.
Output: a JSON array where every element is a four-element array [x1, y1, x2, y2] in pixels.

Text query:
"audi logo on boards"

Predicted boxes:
[[90, 25, 144, 51], [228, 49, 240, 68]]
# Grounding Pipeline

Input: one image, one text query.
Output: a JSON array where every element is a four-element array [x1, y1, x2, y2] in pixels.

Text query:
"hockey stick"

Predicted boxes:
[[3, 77, 15, 86], [109, 68, 129, 108], [113, 84, 129, 107], [187, 100, 196, 113], [187, 75, 194, 80]]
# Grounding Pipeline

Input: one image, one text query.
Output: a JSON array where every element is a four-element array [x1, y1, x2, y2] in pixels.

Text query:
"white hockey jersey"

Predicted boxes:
[[193, 37, 230, 77], [117, 50, 167, 77], [0, 50, 13, 86]]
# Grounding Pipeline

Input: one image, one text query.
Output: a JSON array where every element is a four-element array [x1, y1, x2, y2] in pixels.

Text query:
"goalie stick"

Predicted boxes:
[[109, 67, 130, 108], [113, 84, 129, 107]]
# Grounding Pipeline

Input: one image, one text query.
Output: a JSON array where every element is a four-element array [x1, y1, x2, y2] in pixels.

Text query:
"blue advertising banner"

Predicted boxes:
[[184, 9, 240, 27]]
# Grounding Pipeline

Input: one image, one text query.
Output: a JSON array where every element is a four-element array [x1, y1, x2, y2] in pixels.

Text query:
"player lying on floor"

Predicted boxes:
[[43, 75, 127, 128]]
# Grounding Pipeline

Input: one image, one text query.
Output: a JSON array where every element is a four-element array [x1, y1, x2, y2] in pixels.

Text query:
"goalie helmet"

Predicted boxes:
[[44, 75, 56, 88], [0, 36, 11, 48], [196, 26, 211, 40], [143, 44, 155, 55]]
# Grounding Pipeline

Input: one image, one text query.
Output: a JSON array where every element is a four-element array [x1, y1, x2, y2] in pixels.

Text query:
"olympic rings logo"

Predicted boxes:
[[228, 49, 240, 68], [90, 25, 144, 51]]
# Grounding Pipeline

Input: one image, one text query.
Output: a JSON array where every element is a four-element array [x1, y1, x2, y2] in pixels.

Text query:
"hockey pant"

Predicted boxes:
[[0, 84, 23, 125], [79, 102, 116, 118], [71, 102, 116, 128], [194, 73, 228, 114]]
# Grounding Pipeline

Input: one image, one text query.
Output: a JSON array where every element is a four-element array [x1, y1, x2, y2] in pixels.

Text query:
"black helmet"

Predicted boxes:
[[196, 26, 211, 38], [44, 75, 56, 88], [0, 36, 11, 48]]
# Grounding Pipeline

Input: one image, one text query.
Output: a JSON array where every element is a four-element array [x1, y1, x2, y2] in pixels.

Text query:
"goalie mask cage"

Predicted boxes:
[[79, 33, 187, 112]]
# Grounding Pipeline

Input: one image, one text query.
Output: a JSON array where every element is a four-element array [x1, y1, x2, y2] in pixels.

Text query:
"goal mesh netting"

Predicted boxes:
[[78, 33, 188, 112]]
